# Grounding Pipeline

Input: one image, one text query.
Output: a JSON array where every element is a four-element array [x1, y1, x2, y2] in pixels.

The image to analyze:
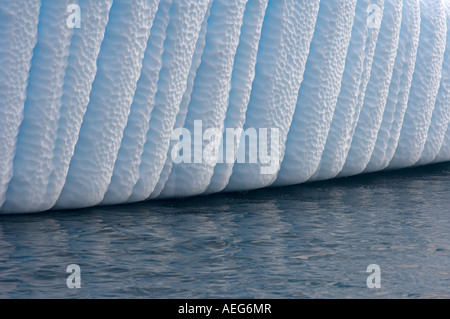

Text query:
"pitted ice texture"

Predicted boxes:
[[0, 0, 449, 213]]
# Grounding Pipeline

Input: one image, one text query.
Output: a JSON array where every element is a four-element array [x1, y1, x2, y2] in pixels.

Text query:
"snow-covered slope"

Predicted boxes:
[[0, 0, 449, 214]]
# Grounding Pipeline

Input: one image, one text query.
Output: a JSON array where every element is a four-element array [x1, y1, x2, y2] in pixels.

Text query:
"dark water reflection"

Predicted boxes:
[[1, 162, 450, 298]]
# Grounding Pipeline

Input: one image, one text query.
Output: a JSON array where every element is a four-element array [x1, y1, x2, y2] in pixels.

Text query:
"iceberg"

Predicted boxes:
[[0, 0, 449, 214]]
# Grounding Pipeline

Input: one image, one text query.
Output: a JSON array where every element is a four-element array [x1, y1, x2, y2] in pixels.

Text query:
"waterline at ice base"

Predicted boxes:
[[1, 0, 449, 214]]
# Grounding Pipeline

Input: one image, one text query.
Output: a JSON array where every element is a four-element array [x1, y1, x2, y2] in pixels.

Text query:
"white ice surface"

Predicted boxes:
[[364, 0, 420, 173], [101, 0, 172, 205], [160, 0, 248, 198], [3, 0, 73, 213], [339, 0, 403, 178], [149, 0, 213, 200], [0, 0, 40, 209], [46, 0, 113, 210], [205, 0, 268, 195], [311, 0, 384, 181], [274, 0, 357, 186], [418, 1, 450, 165], [225, 0, 320, 192], [389, 0, 447, 169], [0, 0, 449, 214], [55, 0, 159, 210]]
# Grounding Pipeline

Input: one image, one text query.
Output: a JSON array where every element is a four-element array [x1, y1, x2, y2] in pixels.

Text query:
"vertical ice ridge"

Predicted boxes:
[[389, 0, 447, 169], [54, 0, 159, 210], [365, 0, 421, 173], [435, 127, 450, 163], [101, 0, 173, 205], [0, 0, 40, 210], [159, 0, 248, 198], [339, 0, 403, 177], [3, 0, 74, 213], [149, 0, 213, 200], [417, 2, 450, 165], [44, 0, 114, 211], [128, 0, 211, 202], [205, 0, 269, 195], [225, 0, 321, 192], [311, 0, 384, 182], [274, 0, 358, 187], [431, 2, 450, 165]]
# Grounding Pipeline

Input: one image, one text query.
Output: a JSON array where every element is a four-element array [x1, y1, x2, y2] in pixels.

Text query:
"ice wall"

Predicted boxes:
[[0, 0, 449, 214]]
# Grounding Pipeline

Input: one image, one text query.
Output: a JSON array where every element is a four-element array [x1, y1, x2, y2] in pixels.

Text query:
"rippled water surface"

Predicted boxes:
[[1, 163, 450, 298]]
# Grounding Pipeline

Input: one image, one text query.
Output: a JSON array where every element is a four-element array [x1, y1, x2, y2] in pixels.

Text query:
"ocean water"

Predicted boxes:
[[0, 162, 450, 299]]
